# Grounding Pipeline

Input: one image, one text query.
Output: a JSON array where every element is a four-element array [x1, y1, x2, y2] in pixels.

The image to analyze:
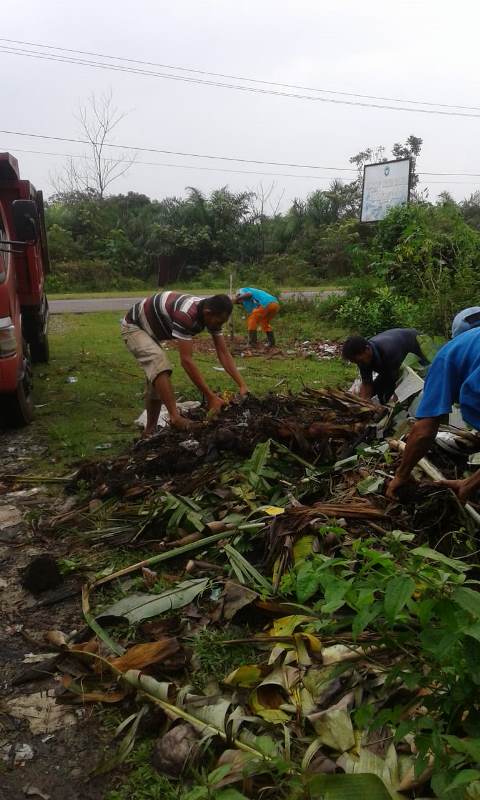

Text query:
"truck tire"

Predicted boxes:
[[2, 349, 34, 427], [30, 333, 49, 364]]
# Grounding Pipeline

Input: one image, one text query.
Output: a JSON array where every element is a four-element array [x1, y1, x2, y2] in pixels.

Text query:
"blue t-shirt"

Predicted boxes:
[[416, 328, 480, 430], [237, 287, 278, 314]]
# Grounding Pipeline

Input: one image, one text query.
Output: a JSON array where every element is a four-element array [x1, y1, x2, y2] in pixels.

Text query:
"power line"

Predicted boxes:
[[5, 146, 346, 182], [6, 147, 480, 188], [1, 36, 478, 113], [2, 43, 480, 119], [3, 129, 480, 179], [0, 128, 357, 171]]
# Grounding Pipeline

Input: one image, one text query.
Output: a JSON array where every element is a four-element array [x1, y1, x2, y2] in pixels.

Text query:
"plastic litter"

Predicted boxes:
[[135, 400, 201, 429]]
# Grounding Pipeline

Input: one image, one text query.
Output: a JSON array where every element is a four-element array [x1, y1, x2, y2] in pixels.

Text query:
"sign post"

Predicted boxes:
[[360, 158, 411, 223]]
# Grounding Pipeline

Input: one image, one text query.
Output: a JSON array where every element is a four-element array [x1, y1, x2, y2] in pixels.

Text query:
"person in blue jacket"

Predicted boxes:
[[234, 287, 280, 348], [387, 327, 480, 503]]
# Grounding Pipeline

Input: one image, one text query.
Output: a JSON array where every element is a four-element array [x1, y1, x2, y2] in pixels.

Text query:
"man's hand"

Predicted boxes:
[[386, 474, 418, 501], [208, 394, 227, 414], [238, 383, 249, 396], [437, 478, 472, 504], [386, 474, 409, 500]]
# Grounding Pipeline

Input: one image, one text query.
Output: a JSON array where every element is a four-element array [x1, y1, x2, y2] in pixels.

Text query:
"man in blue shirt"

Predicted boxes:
[[234, 287, 280, 348], [387, 328, 480, 502]]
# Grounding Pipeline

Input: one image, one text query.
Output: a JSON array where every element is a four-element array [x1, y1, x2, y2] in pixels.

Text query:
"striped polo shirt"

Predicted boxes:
[[125, 292, 223, 342]]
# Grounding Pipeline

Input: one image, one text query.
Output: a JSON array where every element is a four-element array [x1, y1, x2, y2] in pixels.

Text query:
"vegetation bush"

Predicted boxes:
[[45, 260, 154, 293], [338, 286, 419, 337]]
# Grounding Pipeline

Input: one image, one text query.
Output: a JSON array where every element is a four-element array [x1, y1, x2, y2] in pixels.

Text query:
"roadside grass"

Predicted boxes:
[[47, 279, 347, 301], [30, 310, 352, 472]]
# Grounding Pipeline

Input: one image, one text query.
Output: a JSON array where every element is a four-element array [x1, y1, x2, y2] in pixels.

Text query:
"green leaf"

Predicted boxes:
[[321, 577, 351, 613], [183, 788, 208, 800], [223, 545, 273, 594], [208, 764, 234, 786], [334, 455, 359, 472], [98, 578, 209, 623], [92, 705, 147, 775], [411, 547, 470, 572], [445, 769, 480, 792], [356, 475, 384, 496], [215, 790, 249, 800], [384, 576, 415, 621], [296, 562, 320, 603], [308, 773, 392, 799], [454, 587, 480, 618], [445, 735, 480, 763], [352, 602, 381, 639]]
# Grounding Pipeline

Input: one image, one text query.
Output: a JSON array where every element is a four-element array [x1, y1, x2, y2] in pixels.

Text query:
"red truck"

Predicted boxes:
[[0, 152, 50, 426]]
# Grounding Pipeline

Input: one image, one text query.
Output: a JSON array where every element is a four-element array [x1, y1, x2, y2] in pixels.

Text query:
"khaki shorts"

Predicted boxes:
[[121, 320, 172, 400]]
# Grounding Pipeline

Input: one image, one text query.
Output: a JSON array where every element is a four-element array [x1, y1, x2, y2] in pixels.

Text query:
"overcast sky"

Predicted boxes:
[[1, 0, 479, 209]]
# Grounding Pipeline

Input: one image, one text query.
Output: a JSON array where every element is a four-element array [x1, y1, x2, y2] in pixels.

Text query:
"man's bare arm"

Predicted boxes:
[[386, 417, 441, 498], [177, 339, 222, 410], [213, 336, 248, 393], [359, 382, 374, 400], [439, 470, 480, 503]]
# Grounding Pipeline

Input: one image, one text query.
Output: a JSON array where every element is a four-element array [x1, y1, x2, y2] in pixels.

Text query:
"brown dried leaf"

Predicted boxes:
[[109, 638, 180, 672]]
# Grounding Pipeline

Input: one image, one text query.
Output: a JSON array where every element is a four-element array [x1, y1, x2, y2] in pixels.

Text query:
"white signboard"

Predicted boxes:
[[360, 158, 411, 223]]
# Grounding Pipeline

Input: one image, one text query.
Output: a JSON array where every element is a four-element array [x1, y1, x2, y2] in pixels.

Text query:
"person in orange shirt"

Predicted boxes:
[[234, 287, 280, 348]]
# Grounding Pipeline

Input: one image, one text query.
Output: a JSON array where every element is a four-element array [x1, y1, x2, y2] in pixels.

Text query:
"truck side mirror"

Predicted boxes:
[[11, 199, 39, 243]]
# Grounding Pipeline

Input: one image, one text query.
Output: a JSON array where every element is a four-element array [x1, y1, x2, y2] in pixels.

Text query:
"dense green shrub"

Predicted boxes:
[[338, 287, 419, 337]]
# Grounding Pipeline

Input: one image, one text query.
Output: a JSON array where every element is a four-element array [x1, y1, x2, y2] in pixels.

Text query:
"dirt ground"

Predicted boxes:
[[0, 430, 113, 800]]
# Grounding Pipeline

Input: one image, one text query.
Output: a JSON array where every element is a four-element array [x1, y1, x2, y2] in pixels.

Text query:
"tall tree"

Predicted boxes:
[[53, 90, 135, 199]]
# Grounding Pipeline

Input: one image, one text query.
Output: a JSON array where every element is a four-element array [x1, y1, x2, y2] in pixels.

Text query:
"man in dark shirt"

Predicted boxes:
[[342, 328, 426, 403], [121, 292, 248, 435]]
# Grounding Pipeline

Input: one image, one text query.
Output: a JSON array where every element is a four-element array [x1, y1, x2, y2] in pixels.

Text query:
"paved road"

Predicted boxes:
[[49, 289, 343, 314]]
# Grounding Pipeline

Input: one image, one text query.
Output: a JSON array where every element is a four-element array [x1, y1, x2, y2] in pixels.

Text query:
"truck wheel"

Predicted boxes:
[[2, 352, 34, 427], [30, 333, 50, 364]]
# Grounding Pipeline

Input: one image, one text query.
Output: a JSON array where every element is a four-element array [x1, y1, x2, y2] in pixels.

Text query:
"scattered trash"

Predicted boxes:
[[213, 366, 245, 371], [94, 443, 113, 450], [135, 400, 201, 429], [65, 376, 78, 384], [21, 556, 63, 594], [22, 653, 58, 664], [1, 742, 35, 766]]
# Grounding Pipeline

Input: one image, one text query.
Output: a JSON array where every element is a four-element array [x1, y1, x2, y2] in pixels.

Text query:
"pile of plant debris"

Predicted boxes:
[[7, 385, 480, 799], [71, 388, 386, 498]]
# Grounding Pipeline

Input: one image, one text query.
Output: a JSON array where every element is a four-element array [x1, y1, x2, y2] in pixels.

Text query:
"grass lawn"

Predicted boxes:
[[30, 311, 352, 471]]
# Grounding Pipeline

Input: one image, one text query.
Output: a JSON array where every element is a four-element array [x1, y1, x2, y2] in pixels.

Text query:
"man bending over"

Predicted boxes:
[[121, 291, 248, 435], [387, 328, 480, 502], [342, 328, 427, 404]]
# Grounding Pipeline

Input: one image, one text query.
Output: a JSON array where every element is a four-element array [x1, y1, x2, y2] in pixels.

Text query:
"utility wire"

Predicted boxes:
[[2, 127, 480, 178], [2, 43, 480, 119], [0, 129, 358, 172], [5, 146, 347, 182], [1, 36, 479, 113], [8, 147, 480, 186]]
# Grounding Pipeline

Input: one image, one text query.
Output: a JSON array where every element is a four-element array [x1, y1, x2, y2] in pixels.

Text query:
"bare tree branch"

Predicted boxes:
[[53, 89, 136, 199]]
